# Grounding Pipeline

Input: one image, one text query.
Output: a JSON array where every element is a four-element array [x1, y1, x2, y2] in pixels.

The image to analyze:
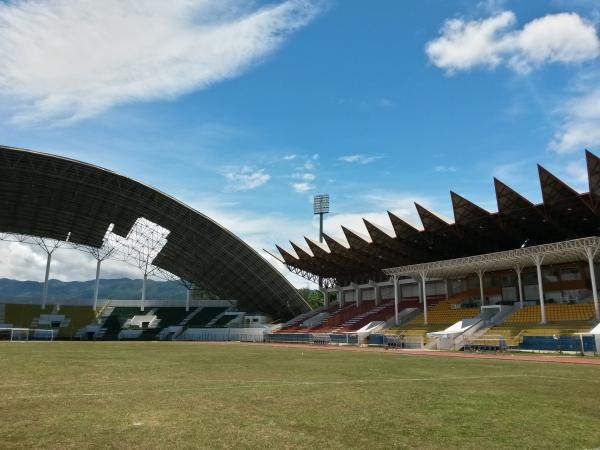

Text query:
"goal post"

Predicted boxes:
[[0, 328, 55, 342]]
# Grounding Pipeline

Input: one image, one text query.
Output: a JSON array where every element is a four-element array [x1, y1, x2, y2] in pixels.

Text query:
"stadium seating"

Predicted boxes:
[[387, 290, 483, 340], [185, 306, 228, 327], [100, 307, 141, 340], [310, 301, 377, 332], [478, 303, 596, 347], [4, 304, 54, 328], [53, 306, 97, 339], [211, 314, 236, 327], [126, 307, 192, 340], [506, 304, 596, 323], [278, 303, 341, 331]]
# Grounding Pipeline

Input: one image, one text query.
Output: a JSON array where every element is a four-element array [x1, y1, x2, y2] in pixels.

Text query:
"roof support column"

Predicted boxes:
[[392, 275, 400, 325], [41, 252, 52, 310], [369, 280, 381, 306], [322, 289, 329, 308], [419, 271, 429, 326], [185, 288, 191, 312], [351, 283, 362, 307], [532, 254, 546, 324], [337, 287, 344, 309], [93, 259, 102, 311], [514, 264, 524, 309], [141, 273, 147, 312], [583, 246, 600, 322], [476, 269, 485, 306], [445, 279, 449, 300]]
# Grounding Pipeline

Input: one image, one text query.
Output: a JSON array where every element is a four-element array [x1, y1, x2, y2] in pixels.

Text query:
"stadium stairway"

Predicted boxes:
[[310, 302, 377, 332], [185, 306, 229, 328], [278, 303, 341, 332], [386, 290, 487, 342], [96, 307, 141, 340], [333, 301, 395, 332]]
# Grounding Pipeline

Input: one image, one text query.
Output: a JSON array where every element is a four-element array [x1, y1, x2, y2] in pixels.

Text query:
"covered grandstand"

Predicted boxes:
[[0, 145, 310, 321], [273, 151, 600, 352]]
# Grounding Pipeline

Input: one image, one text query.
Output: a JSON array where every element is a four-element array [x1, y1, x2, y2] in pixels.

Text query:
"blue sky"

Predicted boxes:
[[1, 0, 600, 286]]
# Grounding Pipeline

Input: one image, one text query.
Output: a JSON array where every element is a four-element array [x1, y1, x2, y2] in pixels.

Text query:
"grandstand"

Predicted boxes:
[[270, 151, 600, 353]]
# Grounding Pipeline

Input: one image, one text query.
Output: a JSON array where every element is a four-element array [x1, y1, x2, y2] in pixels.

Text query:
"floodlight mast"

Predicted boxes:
[[313, 194, 330, 290]]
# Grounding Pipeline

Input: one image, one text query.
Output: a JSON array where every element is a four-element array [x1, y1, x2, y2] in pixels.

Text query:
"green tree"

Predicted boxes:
[[298, 288, 324, 309]]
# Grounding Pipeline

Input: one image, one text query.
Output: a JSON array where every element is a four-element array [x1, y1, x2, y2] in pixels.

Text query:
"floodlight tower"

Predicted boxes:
[[313, 194, 330, 290]]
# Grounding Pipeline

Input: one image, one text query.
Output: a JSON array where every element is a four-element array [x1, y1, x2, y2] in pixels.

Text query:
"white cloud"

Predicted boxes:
[[283, 154, 297, 160], [338, 154, 384, 164], [223, 166, 270, 191], [551, 86, 600, 153], [292, 172, 315, 181], [0, 0, 322, 124], [292, 182, 314, 193], [0, 241, 141, 282], [426, 11, 600, 74], [564, 160, 589, 189], [433, 165, 457, 172]]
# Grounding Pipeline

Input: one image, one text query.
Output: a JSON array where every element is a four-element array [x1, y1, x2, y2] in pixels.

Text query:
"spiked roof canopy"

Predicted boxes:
[[277, 151, 600, 287]]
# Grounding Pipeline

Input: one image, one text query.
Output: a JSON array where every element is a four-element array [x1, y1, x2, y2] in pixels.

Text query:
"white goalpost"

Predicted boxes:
[[0, 328, 55, 342]]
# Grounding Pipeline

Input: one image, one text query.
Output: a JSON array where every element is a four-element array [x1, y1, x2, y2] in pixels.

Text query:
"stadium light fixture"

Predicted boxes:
[[313, 194, 330, 291]]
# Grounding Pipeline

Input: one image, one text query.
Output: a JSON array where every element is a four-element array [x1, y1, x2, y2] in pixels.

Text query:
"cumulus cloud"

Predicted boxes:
[[292, 182, 314, 193], [0, 241, 141, 282], [0, 0, 322, 124], [338, 154, 383, 164], [223, 166, 270, 191], [426, 11, 600, 74], [551, 86, 600, 153]]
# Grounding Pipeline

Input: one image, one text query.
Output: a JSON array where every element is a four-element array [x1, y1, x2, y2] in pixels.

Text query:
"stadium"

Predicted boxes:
[[3, 2, 600, 448], [1, 144, 600, 448]]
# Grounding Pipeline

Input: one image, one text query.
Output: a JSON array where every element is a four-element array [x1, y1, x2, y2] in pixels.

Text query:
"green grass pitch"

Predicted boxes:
[[1, 342, 599, 449]]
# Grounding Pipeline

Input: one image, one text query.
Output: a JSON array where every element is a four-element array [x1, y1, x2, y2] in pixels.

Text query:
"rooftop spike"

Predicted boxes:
[[450, 191, 491, 225], [415, 203, 452, 233]]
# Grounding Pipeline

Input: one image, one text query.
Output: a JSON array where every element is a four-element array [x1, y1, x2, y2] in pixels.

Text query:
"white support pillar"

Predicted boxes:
[[420, 271, 428, 326], [323, 289, 329, 308], [141, 273, 147, 312], [444, 279, 449, 300], [369, 280, 381, 306], [351, 283, 361, 307], [392, 275, 399, 325], [532, 254, 546, 324], [515, 265, 524, 309], [41, 252, 52, 310], [584, 246, 600, 322], [476, 269, 485, 306], [185, 288, 191, 312], [337, 288, 344, 308], [93, 259, 102, 311]]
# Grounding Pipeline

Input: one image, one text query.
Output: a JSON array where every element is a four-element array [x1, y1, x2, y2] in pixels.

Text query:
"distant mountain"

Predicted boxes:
[[0, 278, 187, 301]]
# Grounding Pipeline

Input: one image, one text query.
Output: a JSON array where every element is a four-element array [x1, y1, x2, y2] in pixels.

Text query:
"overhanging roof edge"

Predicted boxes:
[[383, 237, 600, 278]]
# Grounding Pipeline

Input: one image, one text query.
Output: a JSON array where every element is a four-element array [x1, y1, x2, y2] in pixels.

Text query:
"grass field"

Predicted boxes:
[[1, 342, 599, 449]]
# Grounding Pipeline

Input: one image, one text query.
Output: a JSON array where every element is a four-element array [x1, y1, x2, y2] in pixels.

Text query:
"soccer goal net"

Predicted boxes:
[[0, 328, 55, 342]]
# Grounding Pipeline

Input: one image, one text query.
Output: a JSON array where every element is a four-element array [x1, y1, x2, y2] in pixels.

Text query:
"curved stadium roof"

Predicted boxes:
[[0, 145, 309, 320]]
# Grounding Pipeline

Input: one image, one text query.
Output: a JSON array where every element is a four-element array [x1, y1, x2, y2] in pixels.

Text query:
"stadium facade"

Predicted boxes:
[[0, 145, 309, 321]]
